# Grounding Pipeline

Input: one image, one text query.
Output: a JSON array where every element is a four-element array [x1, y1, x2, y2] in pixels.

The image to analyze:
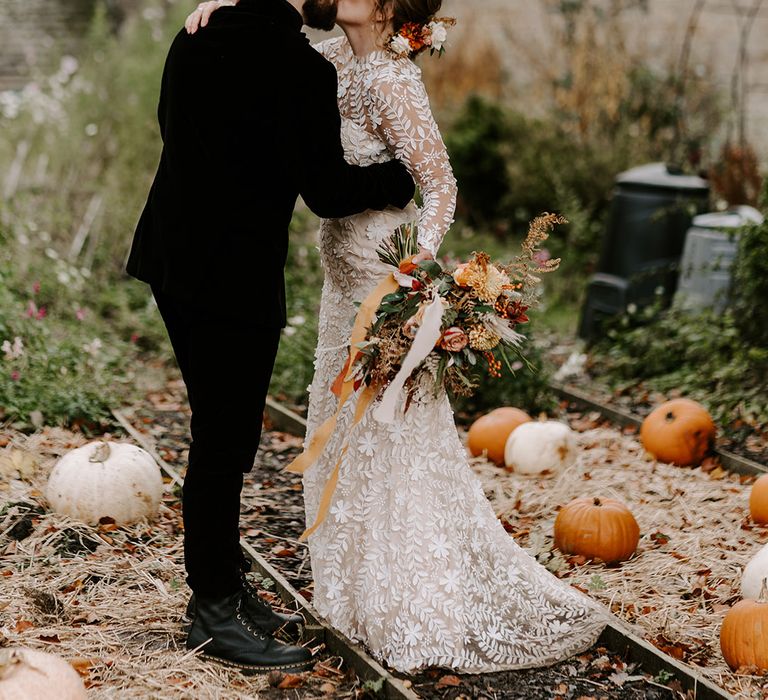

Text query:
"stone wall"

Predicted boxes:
[[0, 0, 141, 91]]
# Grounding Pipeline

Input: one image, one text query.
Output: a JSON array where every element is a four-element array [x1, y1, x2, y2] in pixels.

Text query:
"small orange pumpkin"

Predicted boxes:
[[720, 578, 768, 672], [640, 398, 715, 467], [554, 497, 640, 564], [467, 407, 532, 465], [750, 474, 768, 525]]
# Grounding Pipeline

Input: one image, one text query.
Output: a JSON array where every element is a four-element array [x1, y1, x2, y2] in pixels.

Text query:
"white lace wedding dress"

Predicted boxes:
[[301, 36, 607, 673]]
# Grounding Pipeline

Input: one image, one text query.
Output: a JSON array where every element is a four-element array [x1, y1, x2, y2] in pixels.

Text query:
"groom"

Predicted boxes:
[[126, 0, 414, 673]]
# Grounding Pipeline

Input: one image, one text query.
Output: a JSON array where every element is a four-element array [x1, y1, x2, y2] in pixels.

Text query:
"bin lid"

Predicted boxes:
[[616, 163, 709, 192], [692, 205, 764, 229]]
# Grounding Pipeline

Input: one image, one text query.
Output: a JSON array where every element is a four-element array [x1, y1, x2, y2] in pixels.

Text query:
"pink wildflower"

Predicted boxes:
[[10, 371, 20, 381], [533, 249, 551, 268], [32, 281, 41, 295], [76, 308, 86, 321]]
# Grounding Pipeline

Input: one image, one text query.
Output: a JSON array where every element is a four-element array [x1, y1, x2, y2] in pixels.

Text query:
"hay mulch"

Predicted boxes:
[[468, 411, 768, 700], [0, 424, 358, 699]]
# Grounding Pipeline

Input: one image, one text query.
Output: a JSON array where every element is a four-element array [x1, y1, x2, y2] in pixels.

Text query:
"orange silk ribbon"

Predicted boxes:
[[285, 273, 399, 541]]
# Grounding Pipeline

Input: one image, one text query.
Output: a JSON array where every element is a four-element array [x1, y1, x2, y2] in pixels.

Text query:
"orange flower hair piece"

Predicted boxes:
[[386, 17, 457, 59]]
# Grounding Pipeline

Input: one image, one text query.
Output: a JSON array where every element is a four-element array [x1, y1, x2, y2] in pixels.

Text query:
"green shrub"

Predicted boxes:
[[0, 259, 144, 430], [590, 306, 768, 430], [732, 181, 768, 348]]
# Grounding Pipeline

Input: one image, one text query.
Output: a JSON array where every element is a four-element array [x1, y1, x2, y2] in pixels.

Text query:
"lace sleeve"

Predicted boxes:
[[367, 65, 458, 255]]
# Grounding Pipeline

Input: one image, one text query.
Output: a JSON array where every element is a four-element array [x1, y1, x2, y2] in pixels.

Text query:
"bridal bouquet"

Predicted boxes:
[[348, 214, 565, 420]]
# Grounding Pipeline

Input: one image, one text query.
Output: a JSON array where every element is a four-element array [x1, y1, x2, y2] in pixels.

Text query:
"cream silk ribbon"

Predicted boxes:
[[285, 274, 399, 541], [372, 293, 445, 424]]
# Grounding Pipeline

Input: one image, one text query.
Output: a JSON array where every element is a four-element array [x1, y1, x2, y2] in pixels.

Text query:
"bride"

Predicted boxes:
[[188, 0, 607, 674]]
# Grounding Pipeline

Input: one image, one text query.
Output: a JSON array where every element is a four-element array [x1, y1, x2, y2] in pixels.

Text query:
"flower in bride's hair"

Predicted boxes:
[[428, 21, 448, 51], [390, 34, 412, 57]]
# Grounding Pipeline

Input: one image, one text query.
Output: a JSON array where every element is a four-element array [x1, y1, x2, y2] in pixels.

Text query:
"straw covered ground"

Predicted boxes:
[[2, 399, 768, 699], [0, 425, 349, 699], [468, 413, 768, 700]]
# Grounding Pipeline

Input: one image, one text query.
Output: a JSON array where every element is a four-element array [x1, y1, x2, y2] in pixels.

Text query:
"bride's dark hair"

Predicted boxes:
[[374, 0, 444, 32]]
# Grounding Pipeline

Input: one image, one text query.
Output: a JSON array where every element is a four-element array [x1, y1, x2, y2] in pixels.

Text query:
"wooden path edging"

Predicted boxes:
[[112, 405, 737, 699], [550, 382, 767, 477], [112, 408, 418, 700]]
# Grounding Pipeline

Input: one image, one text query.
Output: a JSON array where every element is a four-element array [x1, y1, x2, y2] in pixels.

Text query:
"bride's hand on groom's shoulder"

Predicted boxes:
[[185, 0, 237, 35]]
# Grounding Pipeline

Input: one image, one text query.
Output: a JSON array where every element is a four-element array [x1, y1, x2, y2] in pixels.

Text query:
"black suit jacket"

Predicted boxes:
[[126, 0, 414, 326]]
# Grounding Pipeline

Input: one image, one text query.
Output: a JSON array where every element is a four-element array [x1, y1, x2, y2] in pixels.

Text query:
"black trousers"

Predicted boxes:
[[152, 285, 281, 598]]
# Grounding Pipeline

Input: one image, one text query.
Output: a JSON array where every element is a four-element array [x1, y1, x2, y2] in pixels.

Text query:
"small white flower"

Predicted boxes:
[[428, 21, 448, 50], [626, 303, 637, 315], [428, 533, 450, 558], [85, 123, 98, 137], [2, 336, 24, 360], [440, 569, 461, 593], [288, 315, 306, 327], [403, 621, 422, 646], [357, 431, 377, 457], [330, 500, 352, 524], [283, 326, 296, 337], [59, 55, 79, 78], [324, 577, 344, 600], [389, 34, 412, 57], [387, 422, 407, 444], [82, 338, 103, 356]]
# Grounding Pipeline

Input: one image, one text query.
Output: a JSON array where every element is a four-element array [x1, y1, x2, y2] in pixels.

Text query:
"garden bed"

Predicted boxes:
[[567, 378, 768, 468], [4, 377, 767, 699]]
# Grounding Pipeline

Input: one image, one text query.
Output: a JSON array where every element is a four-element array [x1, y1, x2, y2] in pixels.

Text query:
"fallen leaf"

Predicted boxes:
[[609, 671, 629, 686], [70, 658, 93, 676], [277, 673, 306, 689], [0, 449, 39, 480], [13, 620, 34, 633], [37, 634, 61, 643], [436, 675, 462, 688]]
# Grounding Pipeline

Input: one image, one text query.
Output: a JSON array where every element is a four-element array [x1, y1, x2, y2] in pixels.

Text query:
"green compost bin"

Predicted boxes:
[[578, 163, 710, 339]]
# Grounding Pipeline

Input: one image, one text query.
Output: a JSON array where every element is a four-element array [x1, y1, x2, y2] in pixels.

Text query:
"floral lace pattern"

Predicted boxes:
[[302, 37, 607, 673], [315, 36, 457, 255]]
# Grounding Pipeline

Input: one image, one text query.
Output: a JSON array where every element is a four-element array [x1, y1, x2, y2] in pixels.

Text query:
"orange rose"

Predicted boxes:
[[399, 257, 418, 275], [452, 263, 472, 287]]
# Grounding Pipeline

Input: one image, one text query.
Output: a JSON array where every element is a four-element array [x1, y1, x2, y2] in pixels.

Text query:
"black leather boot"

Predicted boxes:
[[185, 571, 304, 636], [185, 589, 313, 673]]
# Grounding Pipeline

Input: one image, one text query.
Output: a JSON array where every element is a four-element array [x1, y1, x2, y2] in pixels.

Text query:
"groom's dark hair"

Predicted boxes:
[[303, 0, 338, 30]]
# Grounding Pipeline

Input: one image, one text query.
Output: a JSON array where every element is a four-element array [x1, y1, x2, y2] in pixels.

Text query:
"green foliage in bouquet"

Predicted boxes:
[[353, 215, 566, 404]]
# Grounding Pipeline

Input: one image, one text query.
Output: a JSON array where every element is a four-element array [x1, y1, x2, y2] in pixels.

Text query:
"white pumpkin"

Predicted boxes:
[[0, 648, 87, 700], [504, 420, 578, 476], [742, 543, 768, 600], [46, 441, 163, 526]]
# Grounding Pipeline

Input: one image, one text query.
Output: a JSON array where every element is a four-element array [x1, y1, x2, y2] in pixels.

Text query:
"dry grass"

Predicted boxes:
[[0, 426, 271, 699], [3, 416, 768, 698], [469, 420, 768, 700]]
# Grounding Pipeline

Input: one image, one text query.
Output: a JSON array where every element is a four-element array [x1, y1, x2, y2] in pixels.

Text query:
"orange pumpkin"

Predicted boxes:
[[720, 578, 768, 672], [640, 398, 715, 467], [467, 407, 532, 465], [554, 497, 640, 564], [750, 474, 768, 525]]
